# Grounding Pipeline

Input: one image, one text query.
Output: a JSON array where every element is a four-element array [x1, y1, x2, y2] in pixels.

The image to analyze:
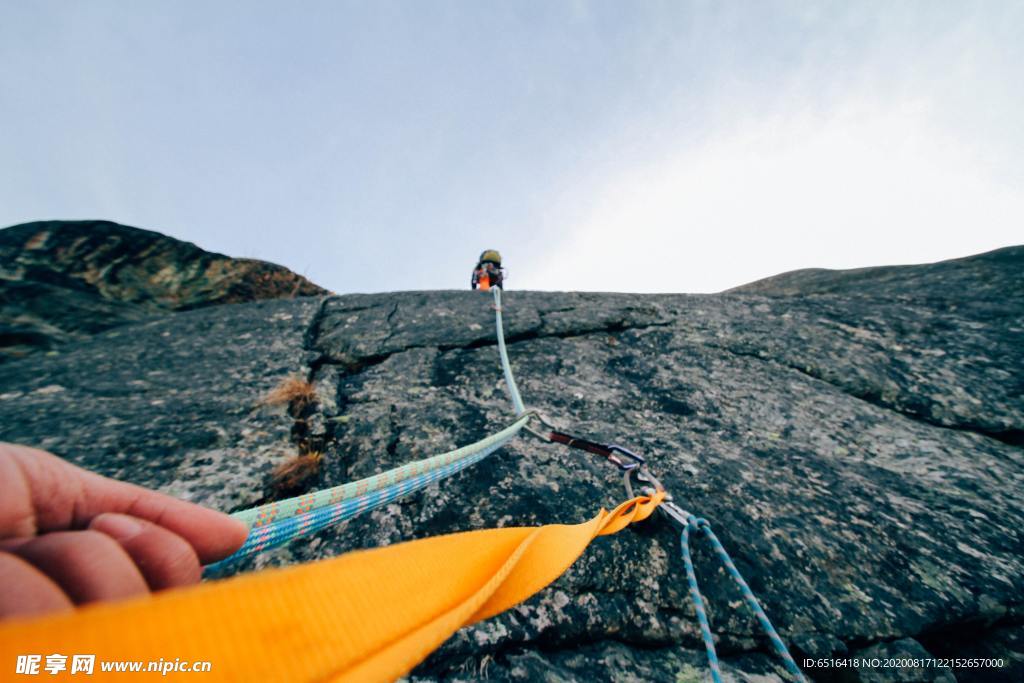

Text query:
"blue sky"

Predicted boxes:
[[2, 1, 1021, 293]]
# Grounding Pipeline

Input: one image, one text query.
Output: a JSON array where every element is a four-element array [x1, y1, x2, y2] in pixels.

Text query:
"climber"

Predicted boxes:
[[0, 442, 247, 619], [471, 249, 504, 291]]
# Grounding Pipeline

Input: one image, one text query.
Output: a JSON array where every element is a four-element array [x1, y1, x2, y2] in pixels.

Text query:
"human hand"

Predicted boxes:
[[0, 443, 248, 619]]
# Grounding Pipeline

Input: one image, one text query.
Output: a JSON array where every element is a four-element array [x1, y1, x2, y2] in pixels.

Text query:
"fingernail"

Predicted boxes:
[[94, 514, 143, 541]]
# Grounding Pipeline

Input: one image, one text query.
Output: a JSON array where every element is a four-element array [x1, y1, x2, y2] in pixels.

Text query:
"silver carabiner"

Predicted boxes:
[[606, 444, 645, 471], [624, 466, 691, 529], [521, 410, 558, 442]]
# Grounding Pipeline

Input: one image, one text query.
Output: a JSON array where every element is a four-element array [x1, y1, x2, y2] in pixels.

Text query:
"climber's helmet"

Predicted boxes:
[[478, 249, 501, 267]]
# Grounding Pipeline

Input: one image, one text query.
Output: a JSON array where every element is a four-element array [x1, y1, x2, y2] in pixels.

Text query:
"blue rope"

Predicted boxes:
[[681, 516, 806, 683], [492, 287, 525, 415], [205, 434, 513, 576], [680, 520, 722, 682]]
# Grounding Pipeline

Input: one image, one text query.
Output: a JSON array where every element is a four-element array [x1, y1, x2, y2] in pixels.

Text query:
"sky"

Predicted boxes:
[[1, 1, 1021, 293]]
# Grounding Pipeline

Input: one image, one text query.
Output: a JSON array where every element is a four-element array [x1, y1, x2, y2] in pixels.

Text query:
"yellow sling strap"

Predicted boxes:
[[1, 492, 663, 681]]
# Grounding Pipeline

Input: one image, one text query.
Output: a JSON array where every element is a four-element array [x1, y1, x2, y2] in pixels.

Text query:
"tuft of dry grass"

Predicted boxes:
[[259, 375, 317, 413], [271, 450, 323, 494]]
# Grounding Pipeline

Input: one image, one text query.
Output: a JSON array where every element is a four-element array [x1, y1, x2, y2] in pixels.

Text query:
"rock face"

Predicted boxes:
[[0, 245, 1022, 682], [0, 220, 329, 361], [731, 246, 1022, 323]]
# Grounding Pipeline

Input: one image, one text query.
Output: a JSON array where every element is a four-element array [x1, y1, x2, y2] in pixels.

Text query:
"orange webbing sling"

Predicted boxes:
[[1, 492, 663, 682]]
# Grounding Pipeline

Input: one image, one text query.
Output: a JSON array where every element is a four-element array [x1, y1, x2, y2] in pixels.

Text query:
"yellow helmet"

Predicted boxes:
[[479, 249, 501, 266]]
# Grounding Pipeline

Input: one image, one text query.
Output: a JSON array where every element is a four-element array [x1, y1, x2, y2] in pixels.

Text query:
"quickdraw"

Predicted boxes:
[[524, 415, 806, 683]]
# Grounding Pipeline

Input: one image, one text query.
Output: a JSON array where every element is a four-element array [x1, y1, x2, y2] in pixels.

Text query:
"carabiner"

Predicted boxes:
[[522, 412, 644, 471], [606, 444, 645, 471], [624, 466, 691, 529], [545, 430, 646, 472], [521, 410, 559, 442]]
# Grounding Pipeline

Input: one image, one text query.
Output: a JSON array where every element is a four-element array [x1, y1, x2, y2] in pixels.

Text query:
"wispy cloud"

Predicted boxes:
[[524, 94, 1023, 292], [519, 3, 1024, 292]]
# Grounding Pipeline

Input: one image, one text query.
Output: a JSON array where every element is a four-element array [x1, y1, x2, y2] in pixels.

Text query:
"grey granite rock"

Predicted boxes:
[[0, 298, 322, 513], [1, 246, 1021, 681]]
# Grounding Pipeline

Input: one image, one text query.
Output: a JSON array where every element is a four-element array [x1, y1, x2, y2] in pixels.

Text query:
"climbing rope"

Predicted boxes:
[[623, 467, 804, 681], [681, 517, 806, 683], [492, 286, 525, 415], [205, 415, 529, 574], [232, 418, 528, 530]]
